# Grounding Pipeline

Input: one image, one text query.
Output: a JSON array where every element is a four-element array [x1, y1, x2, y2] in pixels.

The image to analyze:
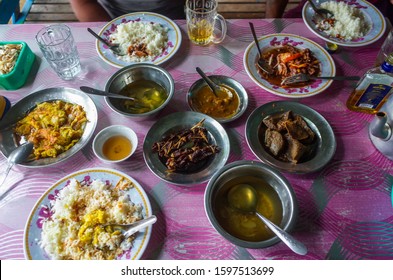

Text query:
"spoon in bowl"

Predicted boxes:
[[196, 67, 233, 99], [0, 142, 34, 187], [249, 22, 274, 75], [80, 86, 137, 101], [227, 183, 308, 255], [102, 215, 157, 238]]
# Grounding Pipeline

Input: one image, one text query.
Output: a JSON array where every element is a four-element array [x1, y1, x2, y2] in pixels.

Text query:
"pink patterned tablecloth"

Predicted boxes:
[[1, 19, 393, 260]]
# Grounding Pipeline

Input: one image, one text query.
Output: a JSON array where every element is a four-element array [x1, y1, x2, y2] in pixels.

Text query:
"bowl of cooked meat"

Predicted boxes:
[[143, 111, 230, 185], [245, 101, 336, 173], [243, 33, 335, 98], [105, 63, 175, 120], [204, 160, 299, 249]]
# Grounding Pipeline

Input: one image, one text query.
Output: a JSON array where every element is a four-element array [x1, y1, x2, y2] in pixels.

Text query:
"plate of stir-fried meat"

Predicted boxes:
[[243, 34, 335, 98], [245, 101, 336, 174], [143, 111, 230, 185]]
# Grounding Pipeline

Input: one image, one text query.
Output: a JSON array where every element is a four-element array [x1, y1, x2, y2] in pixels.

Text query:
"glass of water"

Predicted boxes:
[[36, 24, 81, 80]]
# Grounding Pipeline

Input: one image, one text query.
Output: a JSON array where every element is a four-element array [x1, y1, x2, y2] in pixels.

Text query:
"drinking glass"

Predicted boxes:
[[35, 24, 81, 80], [186, 0, 227, 46]]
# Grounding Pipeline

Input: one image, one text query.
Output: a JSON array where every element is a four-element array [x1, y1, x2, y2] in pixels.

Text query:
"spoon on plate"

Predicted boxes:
[[307, 0, 334, 19], [87, 28, 125, 56], [102, 215, 157, 238], [80, 86, 137, 101], [227, 183, 308, 255], [0, 142, 34, 187], [248, 22, 274, 75], [195, 67, 233, 99]]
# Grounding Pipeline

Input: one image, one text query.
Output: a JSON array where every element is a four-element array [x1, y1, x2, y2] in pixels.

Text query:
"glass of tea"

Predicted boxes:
[[185, 0, 227, 46]]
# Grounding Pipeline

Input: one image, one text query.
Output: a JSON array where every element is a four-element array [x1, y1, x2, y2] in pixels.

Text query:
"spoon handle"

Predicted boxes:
[[123, 215, 157, 238], [195, 67, 219, 96], [87, 28, 111, 47], [80, 86, 136, 101], [256, 212, 308, 255], [249, 22, 263, 56]]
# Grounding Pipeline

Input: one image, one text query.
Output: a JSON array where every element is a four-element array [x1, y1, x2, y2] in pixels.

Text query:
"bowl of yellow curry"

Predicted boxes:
[[187, 75, 248, 123], [105, 63, 174, 120]]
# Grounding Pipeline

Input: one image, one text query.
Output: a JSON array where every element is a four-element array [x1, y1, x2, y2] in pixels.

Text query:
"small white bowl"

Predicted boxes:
[[92, 125, 138, 163]]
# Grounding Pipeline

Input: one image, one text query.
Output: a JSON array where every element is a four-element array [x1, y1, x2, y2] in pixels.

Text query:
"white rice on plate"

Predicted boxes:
[[316, 1, 370, 41], [109, 21, 169, 62], [40, 178, 143, 260]]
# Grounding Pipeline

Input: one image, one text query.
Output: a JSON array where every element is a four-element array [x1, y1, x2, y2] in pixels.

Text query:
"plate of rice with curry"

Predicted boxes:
[[24, 168, 153, 260], [302, 0, 386, 47], [95, 12, 182, 68]]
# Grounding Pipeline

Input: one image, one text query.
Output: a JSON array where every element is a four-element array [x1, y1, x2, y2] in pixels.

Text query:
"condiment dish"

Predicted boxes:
[[187, 75, 248, 123], [92, 125, 138, 163]]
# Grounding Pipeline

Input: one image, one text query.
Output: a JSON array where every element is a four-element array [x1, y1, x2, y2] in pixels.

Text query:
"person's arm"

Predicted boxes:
[[265, 0, 289, 18], [70, 0, 111, 22]]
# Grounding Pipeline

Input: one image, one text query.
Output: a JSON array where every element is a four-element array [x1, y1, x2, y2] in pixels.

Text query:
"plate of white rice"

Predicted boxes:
[[95, 12, 182, 68], [302, 0, 386, 47], [24, 168, 153, 260]]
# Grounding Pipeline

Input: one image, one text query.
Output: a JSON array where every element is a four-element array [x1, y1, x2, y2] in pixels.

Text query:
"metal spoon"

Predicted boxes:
[[195, 67, 233, 99], [249, 22, 274, 75], [0, 142, 34, 187], [87, 28, 125, 56], [307, 0, 334, 19], [227, 184, 308, 255], [80, 86, 137, 101], [102, 215, 157, 238]]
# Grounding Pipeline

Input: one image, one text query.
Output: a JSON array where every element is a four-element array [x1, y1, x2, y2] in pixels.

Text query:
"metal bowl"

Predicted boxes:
[[143, 111, 230, 186], [187, 75, 248, 123], [105, 63, 175, 120], [246, 101, 336, 174], [0, 87, 97, 167], [204, 160, 298, 249]]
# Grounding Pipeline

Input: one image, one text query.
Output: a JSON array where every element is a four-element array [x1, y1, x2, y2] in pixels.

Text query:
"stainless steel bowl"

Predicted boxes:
[[187, 75, 248, 123], [105, 63, 175, 119], [204, 160, 298, 249]]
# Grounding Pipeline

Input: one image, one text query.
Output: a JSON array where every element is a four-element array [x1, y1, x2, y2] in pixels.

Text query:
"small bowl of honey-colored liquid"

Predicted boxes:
[[92, 125, 138, 163]]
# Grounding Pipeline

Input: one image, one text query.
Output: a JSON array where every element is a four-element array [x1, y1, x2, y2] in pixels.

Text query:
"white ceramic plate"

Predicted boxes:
[[96, 12, 182, 68], [302, 0, 386, 47], [243, 33, 336, 98], [24, 168, 153, 260]]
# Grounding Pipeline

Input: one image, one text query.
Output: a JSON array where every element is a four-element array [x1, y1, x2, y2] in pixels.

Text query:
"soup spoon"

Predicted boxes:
[[0, 142, 34, 188], [196, 67, 233, 99], [227, 183, 308, 255], [307, 0, 334, 19], [80, 86, 137, 101], [249, 22, 274, 75], [87, 28, 126, 56]]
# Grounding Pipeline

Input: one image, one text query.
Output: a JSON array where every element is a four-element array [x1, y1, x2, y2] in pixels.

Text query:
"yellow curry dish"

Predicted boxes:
[[14, 100, 87, 159]]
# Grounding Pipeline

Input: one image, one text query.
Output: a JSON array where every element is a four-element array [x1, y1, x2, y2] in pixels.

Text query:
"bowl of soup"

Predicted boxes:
[[105, 63, 174, 120], [92, 125, 138, 163], [204, 160, 298, 248], [187, 75, 248, 123]]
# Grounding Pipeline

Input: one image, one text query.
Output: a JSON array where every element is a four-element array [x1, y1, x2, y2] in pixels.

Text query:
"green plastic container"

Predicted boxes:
[[0, 41, 35, 90]]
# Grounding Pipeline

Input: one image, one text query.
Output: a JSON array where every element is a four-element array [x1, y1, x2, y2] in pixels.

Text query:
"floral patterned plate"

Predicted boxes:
[[302, 0, 386, 47], [243, 33, 336, 98], [95, 12, 182, 68], [23, 168, 153, 260]]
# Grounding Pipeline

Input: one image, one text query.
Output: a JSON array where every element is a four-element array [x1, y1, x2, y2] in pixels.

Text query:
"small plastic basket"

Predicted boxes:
[[0, 41, 35, 90]]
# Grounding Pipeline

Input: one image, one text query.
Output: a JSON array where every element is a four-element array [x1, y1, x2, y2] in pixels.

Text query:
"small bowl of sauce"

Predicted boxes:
[[92, 125, 138, 163], [187, 75, 248, 123]]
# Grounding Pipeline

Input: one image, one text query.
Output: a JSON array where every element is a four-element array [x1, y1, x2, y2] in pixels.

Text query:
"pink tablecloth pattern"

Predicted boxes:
[[1, 19, 392, 260]]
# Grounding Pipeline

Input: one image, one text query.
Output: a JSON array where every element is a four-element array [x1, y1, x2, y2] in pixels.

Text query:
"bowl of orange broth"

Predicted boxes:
[[204, 160, 298, 248], [187, 75, 248, 123], [92, 125, 138, 163]]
